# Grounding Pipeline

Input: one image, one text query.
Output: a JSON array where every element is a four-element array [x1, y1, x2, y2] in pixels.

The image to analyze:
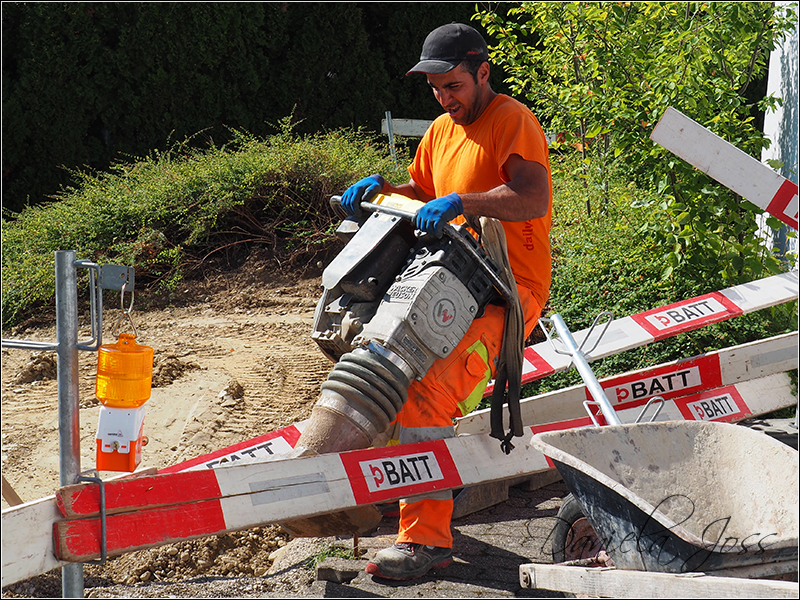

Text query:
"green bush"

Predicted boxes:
[[3, 132, 795, 403], [1, 123, 409, 328], [520, 152, 797, 399], [478, 2, 797, 285]]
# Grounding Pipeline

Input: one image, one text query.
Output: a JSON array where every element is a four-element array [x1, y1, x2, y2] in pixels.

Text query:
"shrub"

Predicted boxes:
[[520, 152, 797, 398], [1, 123, 408, 328], [478, 2, 797, 285]]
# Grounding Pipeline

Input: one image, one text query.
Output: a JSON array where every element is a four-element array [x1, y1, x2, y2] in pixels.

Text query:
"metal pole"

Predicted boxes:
[[385, 111, 398, 167], [550, 314, 622, 426], [55, 250, 84, 598]]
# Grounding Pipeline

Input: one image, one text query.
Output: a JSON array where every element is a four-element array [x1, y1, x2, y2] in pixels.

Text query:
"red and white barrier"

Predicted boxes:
[[51, 368, 796, 563], [650, 107, 798, 229], [458, 331, 797, 435], [488, 270, 797, 396]]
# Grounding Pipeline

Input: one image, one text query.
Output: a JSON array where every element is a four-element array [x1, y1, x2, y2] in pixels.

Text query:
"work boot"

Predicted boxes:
[[366, 542, 453, 580]]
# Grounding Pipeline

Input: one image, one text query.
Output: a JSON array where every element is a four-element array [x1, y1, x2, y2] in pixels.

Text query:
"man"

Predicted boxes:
[[340, 22, 553, 580]]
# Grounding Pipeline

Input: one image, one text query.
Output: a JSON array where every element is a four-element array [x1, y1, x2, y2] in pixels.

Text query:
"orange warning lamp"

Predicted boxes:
[[95, 332, 154, 472], [96, 333, 154, 408]]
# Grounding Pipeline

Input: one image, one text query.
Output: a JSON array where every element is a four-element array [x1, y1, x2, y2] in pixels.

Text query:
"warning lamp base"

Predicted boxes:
[[95, 405, 146, 472]]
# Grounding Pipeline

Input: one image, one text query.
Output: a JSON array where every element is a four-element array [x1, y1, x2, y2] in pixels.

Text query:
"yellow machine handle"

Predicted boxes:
[[369, 192, 425, 213]]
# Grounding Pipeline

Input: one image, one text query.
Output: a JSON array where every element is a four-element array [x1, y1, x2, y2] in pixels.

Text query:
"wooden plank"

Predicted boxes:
[[458, 332, 798, 435], [650, 107, 798, 229], [519, 563, 800, 598], [1, 467, 157, 587], [380, 118, 434, 137], [2, 495, 65, 587], [505, 271, 798, 393], [2, 474, 24, 506], [719, 332, 798, 382], [719, 271, 799, 313], [57, 469, 223, 519], [51, 372, 796, 563], [155, 422, 304, 474]]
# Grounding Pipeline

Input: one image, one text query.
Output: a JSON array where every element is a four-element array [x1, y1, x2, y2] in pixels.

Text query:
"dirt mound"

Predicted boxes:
[[151, 354, 202, 388], [11, 352, 57, 384], [83, 526, 291, 586]]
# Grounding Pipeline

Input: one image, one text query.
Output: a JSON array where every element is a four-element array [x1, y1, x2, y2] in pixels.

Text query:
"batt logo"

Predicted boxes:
[[645, 298, 727, 331], [612, 367, 701, 403], [361, 451, 444, 493], [204, 435, 295, 469], [687, 394, 738, 421]]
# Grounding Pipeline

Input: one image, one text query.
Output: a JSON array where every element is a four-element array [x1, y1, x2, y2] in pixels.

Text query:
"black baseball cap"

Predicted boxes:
[[406, 23, 489, 75]]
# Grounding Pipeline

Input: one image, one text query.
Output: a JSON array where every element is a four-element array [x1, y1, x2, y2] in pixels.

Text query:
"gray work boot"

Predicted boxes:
[[366, 542, 453, 580]]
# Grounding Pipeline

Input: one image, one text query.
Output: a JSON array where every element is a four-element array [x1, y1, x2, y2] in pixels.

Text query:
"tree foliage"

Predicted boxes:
[[477, 2, 797, 286]]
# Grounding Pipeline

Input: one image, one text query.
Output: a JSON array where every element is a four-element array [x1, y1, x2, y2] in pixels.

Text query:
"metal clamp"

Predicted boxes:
[[75, 469, 107, 565], [111, 282, 138, 339], [75, 261, 102, 351], [634, 396, 666, 423], [582, 400, 604, 427], [577, 311, 613, 358], [1, 259, 126, 351]]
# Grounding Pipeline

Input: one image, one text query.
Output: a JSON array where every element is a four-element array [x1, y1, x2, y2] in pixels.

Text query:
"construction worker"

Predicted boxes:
[[339, 22, 552, 580]]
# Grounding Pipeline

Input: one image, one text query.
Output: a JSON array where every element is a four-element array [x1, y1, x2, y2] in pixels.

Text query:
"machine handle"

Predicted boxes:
[[329, 195, 515, 306]]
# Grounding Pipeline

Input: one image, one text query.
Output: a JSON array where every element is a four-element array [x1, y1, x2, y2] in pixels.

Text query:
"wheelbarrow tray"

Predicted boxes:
[[531, 420, 798, 573]]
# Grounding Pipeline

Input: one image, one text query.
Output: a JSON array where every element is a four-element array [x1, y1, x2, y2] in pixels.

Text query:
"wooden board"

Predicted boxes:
[[458, 331, 798, 435], [487, 271, 798, 396], [1, 468, 155, 587], [380, 118, 434, 137], [650, 106, 798, 229], [52, 371, 796, 563], [519, 563, 799, 599]]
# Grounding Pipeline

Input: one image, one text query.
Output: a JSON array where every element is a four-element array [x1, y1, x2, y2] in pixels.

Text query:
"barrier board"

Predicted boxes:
[[650, 106, 798, 229], [52, 371, 796, 563]]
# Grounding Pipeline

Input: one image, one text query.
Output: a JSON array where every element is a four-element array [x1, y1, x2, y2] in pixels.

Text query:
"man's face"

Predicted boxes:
[[426, 63, 489, 126]]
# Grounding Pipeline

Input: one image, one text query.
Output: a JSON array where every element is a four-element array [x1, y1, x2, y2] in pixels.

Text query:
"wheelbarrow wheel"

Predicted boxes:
[[551, 493, 606, 563]]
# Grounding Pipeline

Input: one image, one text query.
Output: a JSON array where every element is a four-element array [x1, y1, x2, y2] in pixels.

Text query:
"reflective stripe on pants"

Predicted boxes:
[[394, 286, 543, 548]]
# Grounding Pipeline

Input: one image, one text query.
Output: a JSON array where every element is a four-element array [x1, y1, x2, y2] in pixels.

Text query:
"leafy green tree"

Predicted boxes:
[[477, 2, 797, 285]]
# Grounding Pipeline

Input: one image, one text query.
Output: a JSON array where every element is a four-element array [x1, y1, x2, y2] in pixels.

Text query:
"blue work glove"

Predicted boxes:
[[415, 193, 463, 237], [341, 174, 385, 216]]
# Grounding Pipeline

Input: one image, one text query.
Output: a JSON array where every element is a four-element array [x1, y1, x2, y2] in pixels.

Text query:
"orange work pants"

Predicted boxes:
[[394, 285, 543, 548]]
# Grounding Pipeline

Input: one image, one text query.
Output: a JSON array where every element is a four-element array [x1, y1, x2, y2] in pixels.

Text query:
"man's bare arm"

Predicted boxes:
[[460, 154, 549, 221], [383, 154, 549, 221], [382, 180, 435, 203]]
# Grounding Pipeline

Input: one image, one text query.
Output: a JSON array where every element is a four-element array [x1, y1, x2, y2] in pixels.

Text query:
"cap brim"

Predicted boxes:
[[406, 59, 459, 75]]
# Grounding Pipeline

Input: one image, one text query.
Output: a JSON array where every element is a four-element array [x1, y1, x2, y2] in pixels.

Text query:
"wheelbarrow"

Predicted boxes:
[[531, 314, 799, 575], [531, 420, 798, 573]]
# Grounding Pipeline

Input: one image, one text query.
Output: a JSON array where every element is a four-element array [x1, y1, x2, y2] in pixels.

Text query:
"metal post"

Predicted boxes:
[[385, 110, 398, 167], [55, 250, 84, 598], [550, 314, 622, 426]]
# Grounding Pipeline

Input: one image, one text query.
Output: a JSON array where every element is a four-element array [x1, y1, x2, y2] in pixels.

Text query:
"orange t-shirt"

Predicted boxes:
[[409, 94, 552, 307]]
